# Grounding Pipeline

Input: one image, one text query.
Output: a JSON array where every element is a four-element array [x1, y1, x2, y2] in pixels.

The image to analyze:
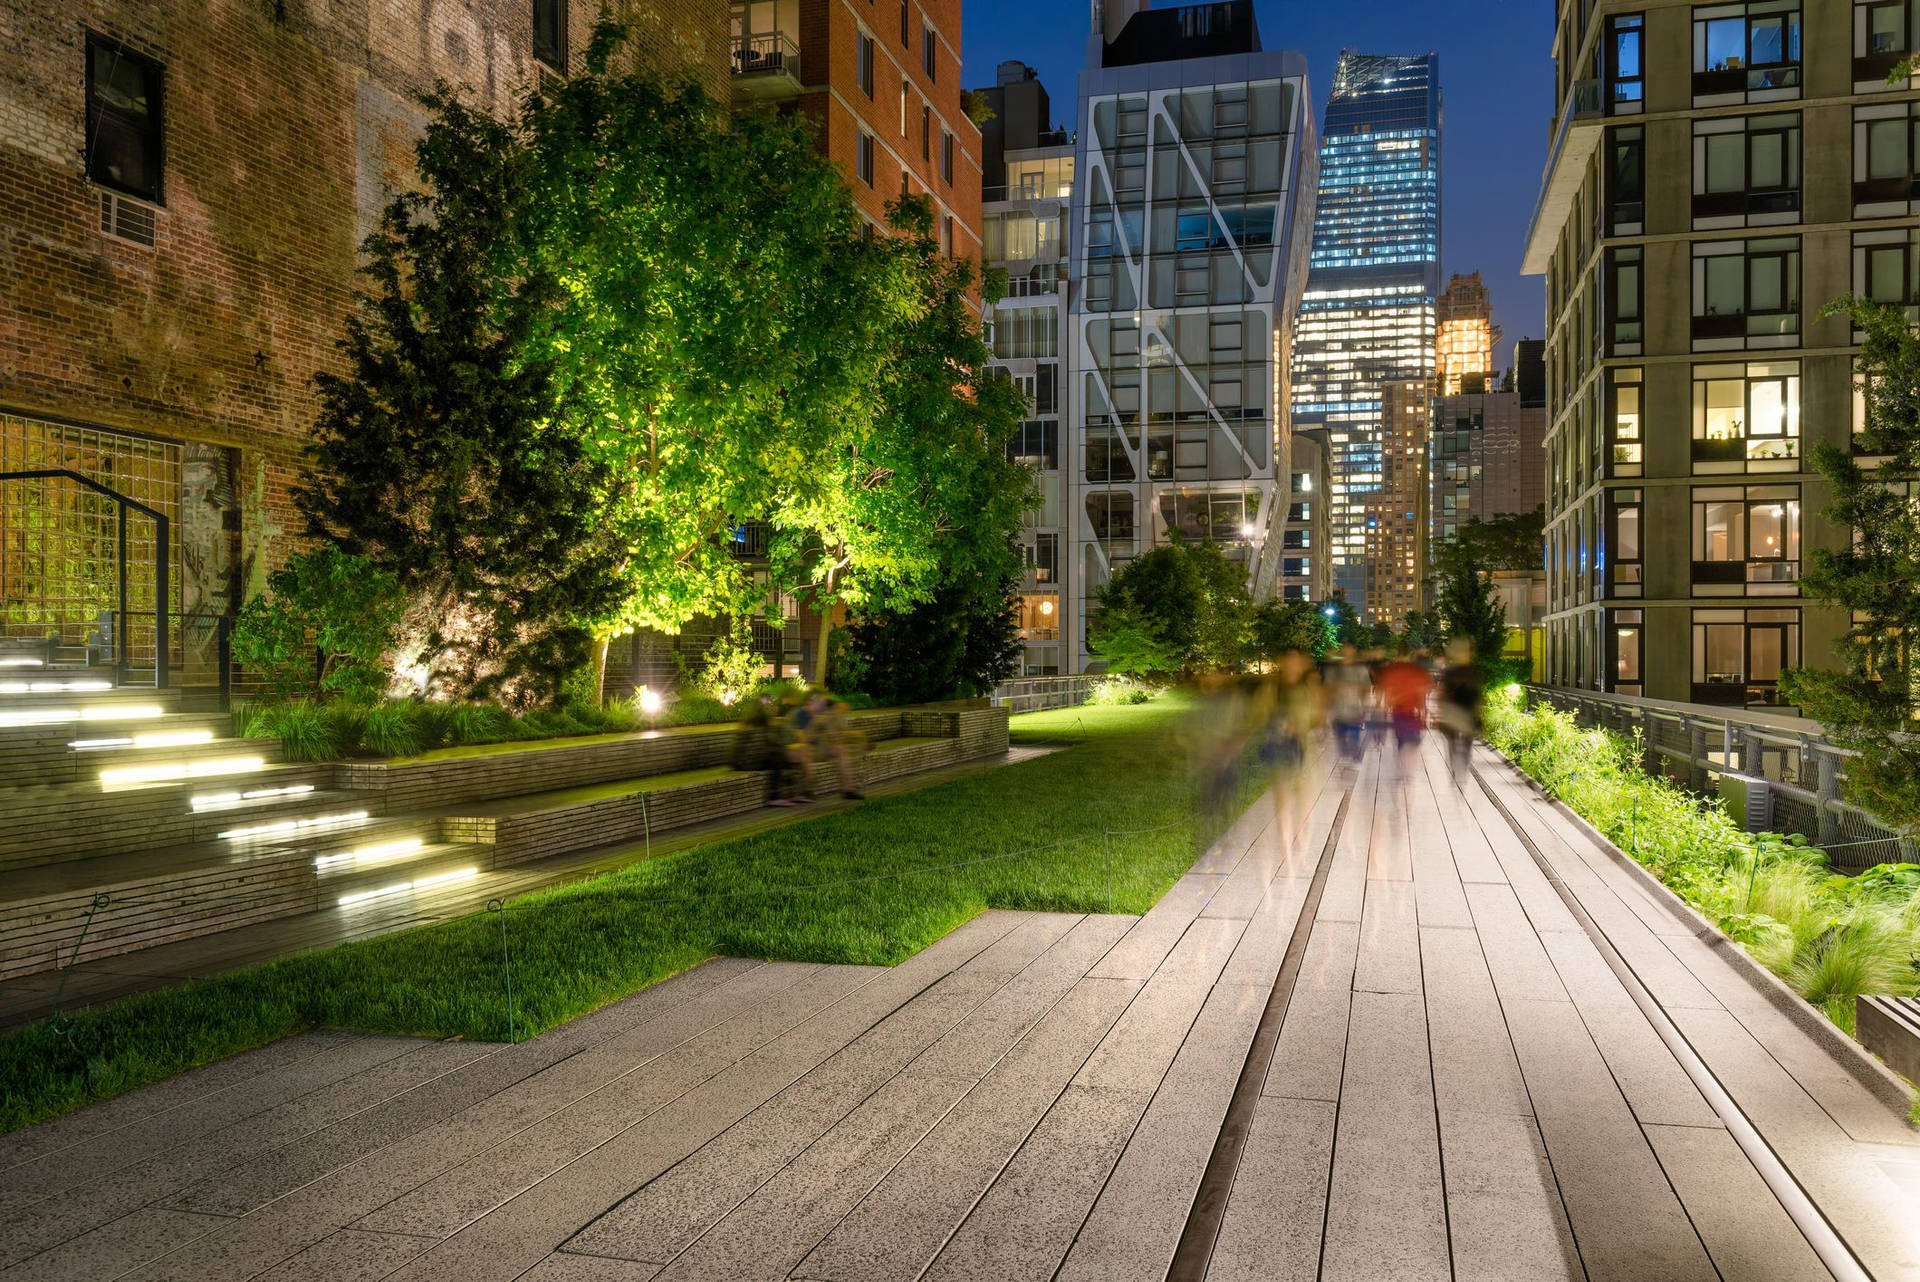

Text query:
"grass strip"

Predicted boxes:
[[0, 696, 1237, 1134]]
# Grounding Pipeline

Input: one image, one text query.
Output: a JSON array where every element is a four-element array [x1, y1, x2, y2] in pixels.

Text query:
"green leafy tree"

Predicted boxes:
[[1250, 598, 1337, 664], [1317, 590, 1370, 649], [1092, 540, 1250, 677], [1437, 506, 1545, 575], [771, 195, 1034, 683], [839, 566, 1021, 704], [231, 547, 406, 702], [1435, 543, 1509, 670], [1779, 297, 1920, 829], [1398, 608, 1445, 654], [521, 32, 899, 689], [295, 87, 619, 706]]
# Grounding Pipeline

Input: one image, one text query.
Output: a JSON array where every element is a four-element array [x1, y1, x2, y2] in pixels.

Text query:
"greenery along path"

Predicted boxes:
[[0, 697, 1236, 1134], [1484, 687, 1920, 1125]]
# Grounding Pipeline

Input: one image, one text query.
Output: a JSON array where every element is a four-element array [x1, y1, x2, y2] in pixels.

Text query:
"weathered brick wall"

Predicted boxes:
[[0, 0, 725, 602]]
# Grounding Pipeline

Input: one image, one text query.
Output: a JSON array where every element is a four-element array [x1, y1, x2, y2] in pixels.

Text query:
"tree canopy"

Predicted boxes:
[[292, 22, 1032, 702], [1780, 297, 1920, 829], [1091, 540, 1250, 678]]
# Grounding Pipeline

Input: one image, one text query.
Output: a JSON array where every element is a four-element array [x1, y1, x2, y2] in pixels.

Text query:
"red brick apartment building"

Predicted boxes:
[[732, 0, 981, 259]]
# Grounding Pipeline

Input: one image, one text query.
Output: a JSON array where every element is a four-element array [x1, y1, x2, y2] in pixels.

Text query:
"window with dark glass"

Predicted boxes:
[[1692, 237, 1800, 341], [900, 0, 910, 45], [857, 32, 873, 97], [1007, 421, 1058, 470], [1608, 126, 1645, 233], [1854, 229, 1920, 316], [941, 130, 953, 184], [921, 104, 931, 160], [86, 36, 163, 203], [1694, 2, 1803, 99], [1854, 104, 1920, 209], [856, 130, 874, 186], [1608, 14, 1645, 108], [1857, 0, 1916, 79], [922, 25, 935, 79], [1026, 532, 1059, 583], [1693, 113, 1800, 222], [533, 0, 567, 72], [1605, 247, 1643, 353], [1085, 490, 1136, 538]]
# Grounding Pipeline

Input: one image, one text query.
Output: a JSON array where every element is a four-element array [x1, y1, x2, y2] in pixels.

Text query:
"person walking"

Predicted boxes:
[[1437, 637, 1485, 782], [1324, 645, 1371, 766], [1374, 648, 1434, 785], [1259, 650, 1320, 851]]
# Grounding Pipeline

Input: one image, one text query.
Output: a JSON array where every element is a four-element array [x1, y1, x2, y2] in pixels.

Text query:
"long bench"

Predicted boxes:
[[442, 768, 770, 867], [1857, 995, 1920, 1087]]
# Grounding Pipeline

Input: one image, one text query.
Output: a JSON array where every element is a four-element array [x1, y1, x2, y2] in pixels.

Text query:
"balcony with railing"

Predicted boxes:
[[731, 33, 802, 100]]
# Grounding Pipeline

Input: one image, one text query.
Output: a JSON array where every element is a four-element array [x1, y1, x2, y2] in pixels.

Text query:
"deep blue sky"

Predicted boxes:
[[961, 0, 1557, 360]]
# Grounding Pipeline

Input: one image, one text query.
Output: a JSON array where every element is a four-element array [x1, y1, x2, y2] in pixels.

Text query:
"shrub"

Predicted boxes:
[[231, 547, 405, 702], [447, 703, 514, 745], [360, 702, 424, 758], [1483, 687, 1920, 1039], [244, 701, 340, 762], [1088, 675, 1157, 707]]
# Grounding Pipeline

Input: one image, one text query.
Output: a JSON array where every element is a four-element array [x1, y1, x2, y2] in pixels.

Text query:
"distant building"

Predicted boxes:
[[1369, 381, 1433, 626], [1436, 272, 1500, 395], [973, 61, 1072, 674], [1279, 431, 1332, 603], [1431, 350, 1548, 543], [1065, 0, 1319, 671], [1291, 52, 1442, 620]]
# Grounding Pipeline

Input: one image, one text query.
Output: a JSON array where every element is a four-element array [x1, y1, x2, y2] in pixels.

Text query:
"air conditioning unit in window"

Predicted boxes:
[[98, 190, 156, 247]]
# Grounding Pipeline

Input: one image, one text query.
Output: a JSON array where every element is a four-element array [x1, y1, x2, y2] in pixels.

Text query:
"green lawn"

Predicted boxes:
[[0, 695, 1233, 1133]]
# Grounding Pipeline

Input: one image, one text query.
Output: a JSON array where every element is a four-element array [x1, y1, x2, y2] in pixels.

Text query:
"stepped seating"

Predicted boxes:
[[0, 693, 1011, 984]]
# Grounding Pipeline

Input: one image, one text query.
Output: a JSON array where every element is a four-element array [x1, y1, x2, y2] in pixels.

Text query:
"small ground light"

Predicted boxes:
[[638, 686, 664, 717]]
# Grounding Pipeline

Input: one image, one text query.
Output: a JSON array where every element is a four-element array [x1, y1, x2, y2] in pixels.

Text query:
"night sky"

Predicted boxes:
[[961, 0, 1557, 364]]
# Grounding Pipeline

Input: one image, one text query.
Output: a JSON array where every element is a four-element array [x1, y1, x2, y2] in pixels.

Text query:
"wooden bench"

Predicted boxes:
[[440, 767, 770, 868], [1857, 995, 1920, 1087]]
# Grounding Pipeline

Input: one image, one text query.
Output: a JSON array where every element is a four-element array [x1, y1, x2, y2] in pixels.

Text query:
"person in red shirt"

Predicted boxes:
[[1374, 650, 1434, 781]]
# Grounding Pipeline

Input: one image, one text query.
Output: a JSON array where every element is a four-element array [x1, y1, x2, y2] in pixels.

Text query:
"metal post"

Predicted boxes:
[[153, 511, 169, 689], [116, 505, 129, 686], [1104, 829, 1113, 914], [1816, 752, 1841, 846]]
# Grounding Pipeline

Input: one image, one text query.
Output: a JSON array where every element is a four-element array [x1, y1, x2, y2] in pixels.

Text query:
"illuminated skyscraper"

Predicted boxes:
[[1291, 52, 1441, 620], [1436, 271, 1499, 395]]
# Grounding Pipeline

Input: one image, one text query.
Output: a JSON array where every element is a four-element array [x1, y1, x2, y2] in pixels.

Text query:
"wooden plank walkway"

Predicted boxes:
[[0, 740, 1914, 1281]]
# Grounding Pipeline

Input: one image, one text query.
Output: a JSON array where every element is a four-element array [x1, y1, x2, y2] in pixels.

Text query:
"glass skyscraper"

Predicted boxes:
[[1290, 52, 1441, 619]]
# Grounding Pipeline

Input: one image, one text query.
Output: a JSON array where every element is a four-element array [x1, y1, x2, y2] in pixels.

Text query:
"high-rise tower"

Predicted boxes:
[[1291, 52, 1442, 621], [1065, 0, 1320, 670]]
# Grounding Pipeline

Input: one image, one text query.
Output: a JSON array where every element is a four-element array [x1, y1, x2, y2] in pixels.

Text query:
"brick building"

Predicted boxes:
[[0, 0, 726, 680], [730, 0, 981, 259]]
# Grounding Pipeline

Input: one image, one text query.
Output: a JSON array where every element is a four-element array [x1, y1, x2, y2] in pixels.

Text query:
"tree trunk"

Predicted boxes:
[[591, 634, 609, 708], [814, 593, 833, 688]]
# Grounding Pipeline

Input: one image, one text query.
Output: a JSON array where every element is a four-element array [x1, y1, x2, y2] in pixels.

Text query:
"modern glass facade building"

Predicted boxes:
[[1066, 0, 1319, 670], [1291, 52, 1442, 620]]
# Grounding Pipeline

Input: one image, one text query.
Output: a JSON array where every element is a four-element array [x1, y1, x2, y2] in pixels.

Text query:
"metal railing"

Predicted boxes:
[[731, 32, 800, 80], [1525, 686, 1914, 870], [992, 675, 1094, 714]]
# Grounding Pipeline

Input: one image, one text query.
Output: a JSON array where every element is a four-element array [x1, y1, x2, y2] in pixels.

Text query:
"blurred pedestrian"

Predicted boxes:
[[1375, 648, 1433, 783], [1438, 637, 1485, 782], [1324, 645, 1371, 765], [817, 694, 866, 799], [1259, 650, 1320, 849]]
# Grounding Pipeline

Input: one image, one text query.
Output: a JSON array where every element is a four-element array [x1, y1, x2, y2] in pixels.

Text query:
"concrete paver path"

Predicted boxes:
[[0, 741, 1915, 1281]]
